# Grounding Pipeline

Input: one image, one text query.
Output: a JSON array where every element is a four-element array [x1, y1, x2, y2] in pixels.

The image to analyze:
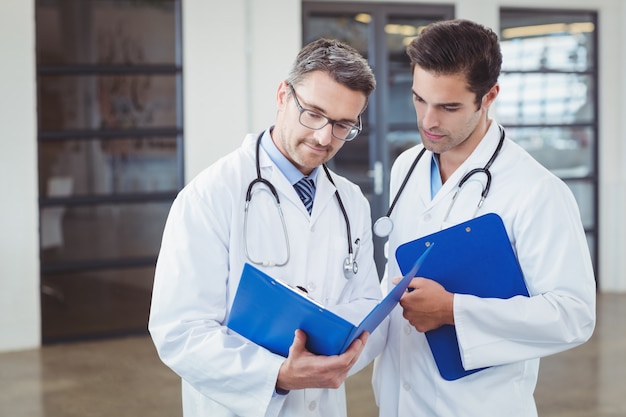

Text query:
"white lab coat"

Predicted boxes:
[[363, 121, 596, 417], [148, 132, 381, 417]]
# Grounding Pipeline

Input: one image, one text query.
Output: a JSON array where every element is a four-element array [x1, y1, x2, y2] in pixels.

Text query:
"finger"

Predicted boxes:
[[352, 331, 369, 359], [356, 331, 369, 348], [405, 277, 423, 294], [344, 331, 368, 362], [288, 329, 307, 356], [340, 337, 361, 361]]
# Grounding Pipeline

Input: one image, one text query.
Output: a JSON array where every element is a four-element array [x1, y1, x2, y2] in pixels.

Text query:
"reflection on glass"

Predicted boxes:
[[39, 75, 178, 130], [498, 73, 594, 124], [386, 16, 435, 161], [500, 11, 595, 72], [387, 130, 422, 163], [505, 126, 593, 176], [305, 14, 371, 186], [388, 73, 415, 125], [39, 137, 179, 196], [40, 202, 171, 263], [306, 15, 369, 56], [36, 0, 181, 343], [36, 0, 177, 65], [41, 266, 156, 341]]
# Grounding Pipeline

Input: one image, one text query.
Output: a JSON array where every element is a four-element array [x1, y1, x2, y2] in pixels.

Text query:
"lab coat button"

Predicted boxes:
[[404, 325, 411, 335], [307, 282, 317, 292], [424, 213, 431, 221], [308, 401, 317, 411], [403, 381, 411, 391]]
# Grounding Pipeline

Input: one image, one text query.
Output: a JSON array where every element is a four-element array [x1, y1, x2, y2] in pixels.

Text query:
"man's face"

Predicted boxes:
[[411, 65, 496, 159], [273, 71, 367, 175]]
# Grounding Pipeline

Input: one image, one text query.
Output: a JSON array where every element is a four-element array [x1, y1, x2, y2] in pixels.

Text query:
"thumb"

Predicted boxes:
[[289, 329, 307, 354]]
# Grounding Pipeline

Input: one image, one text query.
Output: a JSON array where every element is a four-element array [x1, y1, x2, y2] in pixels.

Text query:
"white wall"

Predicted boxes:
[[598, 0, 626, 291], [1, 0, 624, 353], [183, 0, 301, 181], [0, 1, 41, 352]]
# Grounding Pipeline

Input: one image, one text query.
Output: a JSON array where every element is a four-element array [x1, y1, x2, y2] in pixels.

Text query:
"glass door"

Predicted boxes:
[[36, 0, 183, 342], [303, 2, 454, 271]]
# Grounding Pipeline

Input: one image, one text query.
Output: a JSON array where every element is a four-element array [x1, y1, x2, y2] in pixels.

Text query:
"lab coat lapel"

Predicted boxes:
[[406, 147, 434, 209], [309, 170, 335, 224], [414, 148, 467, 210], [254, 142, 316, 218], [428, 123, 503, 224]]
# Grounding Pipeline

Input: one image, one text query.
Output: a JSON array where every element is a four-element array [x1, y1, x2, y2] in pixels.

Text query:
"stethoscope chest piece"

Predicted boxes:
[[373, 125, 505, 238], [342, 238, 360, 279], [343, 256, 358, 278], [373, 216, 394, 238]]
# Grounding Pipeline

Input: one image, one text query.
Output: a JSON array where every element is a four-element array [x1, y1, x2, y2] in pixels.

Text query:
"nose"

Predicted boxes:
[[313, 123, 334, 146], [420, 106, 439, 130]]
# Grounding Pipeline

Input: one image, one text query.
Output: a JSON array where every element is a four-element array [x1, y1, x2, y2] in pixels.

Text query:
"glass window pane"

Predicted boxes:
[[39, 137, 179, 197], [386, 16, 439, 161], [38, 74, 178, 130], [499, 8, 597, 277], [387, 130, 421, 163], [388, 73, 415, 126], [306, 14, 370, 56], [498, 73, 594, 124], [564, 179, 594, 229], [504, 126, 594, 177], [40, 202, 170, 261], [41, 266, 155, 341], [36, 0, 177, 65], [305, 14, 371, 188], [500, 11, 596, 72]]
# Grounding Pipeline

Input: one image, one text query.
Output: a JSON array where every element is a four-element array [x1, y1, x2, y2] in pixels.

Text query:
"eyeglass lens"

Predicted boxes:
[[288, 83, 361, 141]]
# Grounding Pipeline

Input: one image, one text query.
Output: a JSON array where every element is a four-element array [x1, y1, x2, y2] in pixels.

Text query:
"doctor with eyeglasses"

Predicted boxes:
[[148, 39, 381, 417]]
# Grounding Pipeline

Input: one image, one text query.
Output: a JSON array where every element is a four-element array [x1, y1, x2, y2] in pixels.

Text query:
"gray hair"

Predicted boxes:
[[286, 38, 376, 98]]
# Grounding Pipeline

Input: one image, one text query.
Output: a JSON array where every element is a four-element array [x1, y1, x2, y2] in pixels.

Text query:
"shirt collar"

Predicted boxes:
[[431, 153, 442, 199], [260, 127, 320, 186]]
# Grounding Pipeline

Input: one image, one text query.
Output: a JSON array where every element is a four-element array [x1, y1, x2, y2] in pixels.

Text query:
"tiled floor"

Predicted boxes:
[[1, 293, 624, 417]]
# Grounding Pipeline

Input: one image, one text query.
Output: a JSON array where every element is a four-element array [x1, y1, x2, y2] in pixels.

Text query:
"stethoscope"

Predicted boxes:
[[373, 125, 506, 238], [243, 133, 359, 279]]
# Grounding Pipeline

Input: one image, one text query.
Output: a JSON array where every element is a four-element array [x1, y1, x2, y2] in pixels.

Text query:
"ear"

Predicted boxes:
[[276, 81, 290, 110], [481, 83, 500, 110]]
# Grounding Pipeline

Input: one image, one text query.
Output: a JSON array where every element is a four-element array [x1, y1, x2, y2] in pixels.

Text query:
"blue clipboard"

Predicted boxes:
[[227, 245, 432, 357], [395, 213, 529, 380]]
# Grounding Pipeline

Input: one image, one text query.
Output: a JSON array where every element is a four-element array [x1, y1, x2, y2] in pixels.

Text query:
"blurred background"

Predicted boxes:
[[1, 0, 625, 416]]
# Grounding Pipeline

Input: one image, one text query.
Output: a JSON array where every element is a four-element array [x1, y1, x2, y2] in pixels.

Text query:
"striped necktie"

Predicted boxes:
[[294, 177, 315, 214]]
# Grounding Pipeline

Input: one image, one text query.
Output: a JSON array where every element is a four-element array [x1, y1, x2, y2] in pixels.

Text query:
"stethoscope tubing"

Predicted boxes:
[[374, 125, 505, 237], [322, 164, 359, 274], [245, 133, 358, 277]]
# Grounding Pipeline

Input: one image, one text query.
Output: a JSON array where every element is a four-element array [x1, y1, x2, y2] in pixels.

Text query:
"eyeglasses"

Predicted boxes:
[[287, 83, 362, 141]]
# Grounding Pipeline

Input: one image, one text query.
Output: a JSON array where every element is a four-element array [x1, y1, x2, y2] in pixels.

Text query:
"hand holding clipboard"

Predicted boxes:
[[395, 213, 529, 380], [227, 245, 433, 357]]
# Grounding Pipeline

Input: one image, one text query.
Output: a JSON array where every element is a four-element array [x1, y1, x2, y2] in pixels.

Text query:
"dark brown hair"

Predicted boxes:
[[406, 19, 502, 107]]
